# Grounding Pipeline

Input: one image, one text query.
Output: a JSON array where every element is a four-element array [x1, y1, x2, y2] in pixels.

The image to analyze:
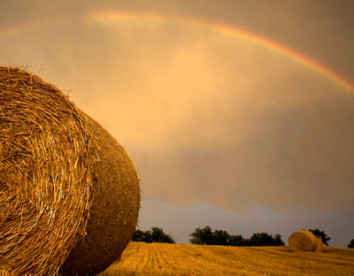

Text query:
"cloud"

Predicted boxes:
[[134, 93, 354, 211], [1, 1, 353, 213]]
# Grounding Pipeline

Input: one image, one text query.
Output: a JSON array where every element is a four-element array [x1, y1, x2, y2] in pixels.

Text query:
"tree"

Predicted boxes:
[[308, 229, 331, 246], [228, 234, 249, 246], [132, 227, 175, 243], [274, 234, 285, 246], [132, 229, 152, 243], [348, 239, 354, 248], [212, 230, 231, 246], [190, 227, 285, 246], [150, 227, 175, 243], [248, 232, 284, 246], [250, 233, 273, 246], [132, 229, 148, 242], [190, 226, 214, 245], [190, 227, 235, 245]]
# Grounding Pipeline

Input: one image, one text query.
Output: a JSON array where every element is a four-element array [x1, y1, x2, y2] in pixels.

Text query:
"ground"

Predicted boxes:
[[98, 242, 354, 275]]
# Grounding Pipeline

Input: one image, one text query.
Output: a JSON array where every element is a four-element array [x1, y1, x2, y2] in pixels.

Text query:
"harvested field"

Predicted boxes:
[[98, 242, 354, 276]]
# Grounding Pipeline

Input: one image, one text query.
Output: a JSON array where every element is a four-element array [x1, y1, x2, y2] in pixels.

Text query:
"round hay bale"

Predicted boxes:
[[0, 66, 140, 275], [314, 236, 324, 252], [288, 230, 317, 252]]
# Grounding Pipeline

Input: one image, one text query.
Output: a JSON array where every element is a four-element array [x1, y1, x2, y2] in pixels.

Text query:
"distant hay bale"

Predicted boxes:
[[315, 236, 329, 252], [0, 66, 140, 275], [289, 230, 329, 253], [315, 236, 324, 252], [288, 230, 318, 252]]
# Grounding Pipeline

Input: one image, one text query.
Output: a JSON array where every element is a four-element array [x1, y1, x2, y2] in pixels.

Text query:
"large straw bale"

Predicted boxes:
[[0, 66, 140, 275], [288, 230, 317, 252]]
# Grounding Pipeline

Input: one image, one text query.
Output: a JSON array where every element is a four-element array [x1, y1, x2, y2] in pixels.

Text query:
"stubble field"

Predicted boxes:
[[99, 242, 354, 276], [1, 242, 353, 275]]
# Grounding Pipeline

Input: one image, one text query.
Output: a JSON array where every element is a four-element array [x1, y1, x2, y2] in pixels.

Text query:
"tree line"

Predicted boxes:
[[189, 226, 284, 246], [132, 226, 350, 247]]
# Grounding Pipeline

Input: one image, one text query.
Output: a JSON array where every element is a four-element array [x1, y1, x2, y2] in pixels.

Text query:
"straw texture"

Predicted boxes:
[[59, 117, 140, 275], [0, 66, 140, 275], [288, 230, 318, 252]]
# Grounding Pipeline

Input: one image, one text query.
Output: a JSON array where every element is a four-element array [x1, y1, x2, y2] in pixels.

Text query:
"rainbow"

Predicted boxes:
[[89, 11, 353, 92], [1, 12, 352, 92], [0, 21, 44, 39]]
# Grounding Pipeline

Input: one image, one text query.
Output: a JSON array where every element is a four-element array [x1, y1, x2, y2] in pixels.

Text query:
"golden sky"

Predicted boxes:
[[1, 0, 353, 246]]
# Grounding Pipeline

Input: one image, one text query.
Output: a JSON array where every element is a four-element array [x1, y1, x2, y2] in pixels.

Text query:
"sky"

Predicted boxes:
[[0, 0, 353, 246]]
